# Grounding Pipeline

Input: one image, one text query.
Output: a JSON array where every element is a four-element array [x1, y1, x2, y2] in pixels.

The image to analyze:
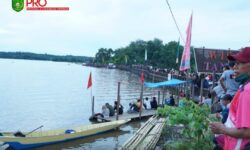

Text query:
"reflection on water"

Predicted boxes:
[[34, 120, 147, 150]]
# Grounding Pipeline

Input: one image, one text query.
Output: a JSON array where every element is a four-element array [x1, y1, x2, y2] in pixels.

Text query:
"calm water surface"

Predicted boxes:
[[0, 59, 161, 149]]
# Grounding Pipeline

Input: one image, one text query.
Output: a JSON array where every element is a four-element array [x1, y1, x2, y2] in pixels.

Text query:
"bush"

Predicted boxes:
[[157, 100, 214, 150]]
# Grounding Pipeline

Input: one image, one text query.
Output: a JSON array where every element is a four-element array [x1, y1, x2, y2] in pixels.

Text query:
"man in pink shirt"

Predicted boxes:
[[210, 47, 250, 150]]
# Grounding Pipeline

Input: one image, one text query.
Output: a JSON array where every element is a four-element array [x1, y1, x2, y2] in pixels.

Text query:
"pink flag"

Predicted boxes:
[[180, 14, 192, 71]]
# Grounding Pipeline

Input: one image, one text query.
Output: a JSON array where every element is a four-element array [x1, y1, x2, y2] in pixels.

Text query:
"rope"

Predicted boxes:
[[164, 0, 185, 43]]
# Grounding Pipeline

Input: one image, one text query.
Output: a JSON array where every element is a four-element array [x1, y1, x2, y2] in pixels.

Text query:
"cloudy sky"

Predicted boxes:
[[0, 0, 250, 57]]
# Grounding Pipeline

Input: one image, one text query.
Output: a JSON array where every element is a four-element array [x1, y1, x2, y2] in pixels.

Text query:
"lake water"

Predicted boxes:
[[0, 59, 161, 149]]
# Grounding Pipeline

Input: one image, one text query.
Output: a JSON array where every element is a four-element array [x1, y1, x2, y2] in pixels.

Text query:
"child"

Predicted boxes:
[[216, 94, 232, 123]]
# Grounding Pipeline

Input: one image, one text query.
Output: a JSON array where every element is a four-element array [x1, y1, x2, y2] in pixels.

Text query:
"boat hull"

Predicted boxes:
[[0, 119, 130, 150]]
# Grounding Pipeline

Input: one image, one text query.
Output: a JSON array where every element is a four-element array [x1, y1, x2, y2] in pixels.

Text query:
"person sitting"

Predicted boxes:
[[211, 95, 223, 114], [150, 97, 158, 109], [199, 93, 212, 108], [128, 102, 139, 113], [136, 99, 147, 110], [114, 101, 124, 115], [178, 97, 185, 108], [105, 103, 115, 116], [89, 105, 110, 122], [216, 94, 232, 124], [102, 105, 110, 119], [144, 97, 151, 109], [169, 95, 175, 106]]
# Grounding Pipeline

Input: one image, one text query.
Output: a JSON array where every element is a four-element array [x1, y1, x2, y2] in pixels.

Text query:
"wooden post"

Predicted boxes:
[[92, 96, 95, 116], [191, 83, 194, 100], [162, 88, 166, 105], [158, 91, 160, 104], [116, 82, 121, 121], [200, 79, 204, 103], [212, 70, 216, 88], [139, 83, 144, 119], [177, 85, 180, 106], [162, 89, 165, 105]]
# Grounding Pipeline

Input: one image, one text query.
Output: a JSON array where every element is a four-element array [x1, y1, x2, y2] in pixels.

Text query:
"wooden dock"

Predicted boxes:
[[108, 109, 156, 121]]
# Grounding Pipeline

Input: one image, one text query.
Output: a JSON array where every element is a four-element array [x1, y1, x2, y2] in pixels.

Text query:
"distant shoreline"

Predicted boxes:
[[0, 51, 93, 63]]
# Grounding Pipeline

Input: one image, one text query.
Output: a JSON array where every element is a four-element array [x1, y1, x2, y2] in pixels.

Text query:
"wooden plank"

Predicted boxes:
[[121, 116, 158, 150], [108, 109, 156, 121], [121, 117, 166, 150], [137, 118, 166, 150]]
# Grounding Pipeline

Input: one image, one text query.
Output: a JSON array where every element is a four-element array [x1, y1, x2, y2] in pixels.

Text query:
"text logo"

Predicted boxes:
[[26, 0, 69, 11], [12, 0, 24, 12]]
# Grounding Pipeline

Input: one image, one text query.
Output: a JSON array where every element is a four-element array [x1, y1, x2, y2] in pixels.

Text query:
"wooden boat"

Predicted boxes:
[[0, 119, 130, 150]]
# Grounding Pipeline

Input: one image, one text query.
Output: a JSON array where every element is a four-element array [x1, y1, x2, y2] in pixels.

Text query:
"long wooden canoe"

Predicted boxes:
[[0, 119, 130, 150]]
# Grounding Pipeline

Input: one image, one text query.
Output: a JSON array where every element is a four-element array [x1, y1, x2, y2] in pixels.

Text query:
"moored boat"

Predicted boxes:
[[0, 119, 130, 150]]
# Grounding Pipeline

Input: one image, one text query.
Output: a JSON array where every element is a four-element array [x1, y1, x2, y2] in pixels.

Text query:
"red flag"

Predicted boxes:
[[140, 72, 144, 83], [87, 72, 92, 89]]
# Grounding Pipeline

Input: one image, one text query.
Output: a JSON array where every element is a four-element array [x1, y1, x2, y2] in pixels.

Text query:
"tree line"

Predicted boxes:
[[0, 52, 93, 63], [94, 38, 195, 70]]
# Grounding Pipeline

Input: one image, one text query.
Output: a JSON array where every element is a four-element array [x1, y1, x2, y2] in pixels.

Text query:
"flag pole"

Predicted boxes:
[[176, 38, 180, 64], [87, 71, 94, 116], [139, 82, 144, 119], [139, 72, 144, 119], [91, 86, 94, 116]]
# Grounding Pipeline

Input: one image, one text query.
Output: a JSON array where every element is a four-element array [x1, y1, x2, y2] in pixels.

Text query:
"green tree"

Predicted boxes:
[[95, 48, 113, 64], [93, 38, 195, 71]]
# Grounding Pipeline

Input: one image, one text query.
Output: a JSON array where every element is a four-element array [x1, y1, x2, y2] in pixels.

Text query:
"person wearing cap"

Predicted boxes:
[[210, 47, 250, 150], [219, 61, 239, 97]]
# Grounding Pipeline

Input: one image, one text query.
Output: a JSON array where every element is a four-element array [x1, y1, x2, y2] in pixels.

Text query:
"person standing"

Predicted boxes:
[[219, 61, 239, 97]]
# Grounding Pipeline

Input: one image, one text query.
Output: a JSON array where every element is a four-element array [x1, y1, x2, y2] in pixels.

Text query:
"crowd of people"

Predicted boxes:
[[90, 96, 160, 122], [127, 97, 158, 113], [209, 47, 250, 150], [132, 47, 250, 150], [91, 47, 250, 149]]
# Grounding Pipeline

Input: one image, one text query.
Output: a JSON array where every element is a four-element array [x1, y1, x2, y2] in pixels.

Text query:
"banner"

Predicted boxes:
[[194, 48, 238, 73], [180, 14, 192, 71]]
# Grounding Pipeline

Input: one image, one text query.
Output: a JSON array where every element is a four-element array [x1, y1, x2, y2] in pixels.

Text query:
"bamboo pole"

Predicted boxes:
[[122, 116, 157, 149], [137, 118, 166, 150]]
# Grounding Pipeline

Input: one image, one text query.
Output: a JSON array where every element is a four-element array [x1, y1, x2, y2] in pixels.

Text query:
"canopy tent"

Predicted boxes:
[[144, 78, 189, 88]]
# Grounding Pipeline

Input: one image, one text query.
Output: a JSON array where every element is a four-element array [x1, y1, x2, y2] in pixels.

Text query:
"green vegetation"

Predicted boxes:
[[94, 38, 196, 70], [157, 100, 214, 150], [0, 52, 93, 63]]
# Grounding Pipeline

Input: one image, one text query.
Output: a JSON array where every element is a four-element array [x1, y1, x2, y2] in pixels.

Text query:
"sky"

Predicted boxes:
[[0, 0, 250, 57]]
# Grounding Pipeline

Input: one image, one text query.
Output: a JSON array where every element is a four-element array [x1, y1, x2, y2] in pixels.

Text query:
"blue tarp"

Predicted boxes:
[[144, 78, 188, 88]]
